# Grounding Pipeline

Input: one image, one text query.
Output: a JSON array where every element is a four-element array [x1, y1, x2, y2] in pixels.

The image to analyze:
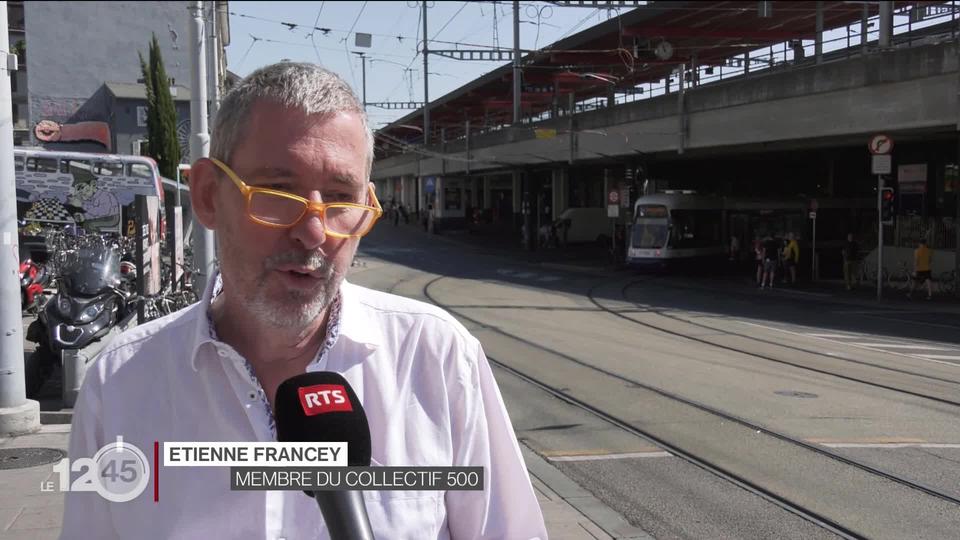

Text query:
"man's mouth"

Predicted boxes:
[[274, 265, 326, 280]]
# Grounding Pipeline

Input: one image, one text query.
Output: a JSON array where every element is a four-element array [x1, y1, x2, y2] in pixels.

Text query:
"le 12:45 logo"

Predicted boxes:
[[44, 437, 150, 503]]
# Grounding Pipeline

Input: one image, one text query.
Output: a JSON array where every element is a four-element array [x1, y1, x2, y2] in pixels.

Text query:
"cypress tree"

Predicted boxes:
[[138, 34, 180, 178]]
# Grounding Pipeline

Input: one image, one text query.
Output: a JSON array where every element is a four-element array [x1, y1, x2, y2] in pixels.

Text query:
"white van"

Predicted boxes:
[[556, 207, 610, 244]]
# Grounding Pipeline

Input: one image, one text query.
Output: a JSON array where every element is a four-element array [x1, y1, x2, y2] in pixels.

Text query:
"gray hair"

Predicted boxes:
[[210, 62, 374, 176]]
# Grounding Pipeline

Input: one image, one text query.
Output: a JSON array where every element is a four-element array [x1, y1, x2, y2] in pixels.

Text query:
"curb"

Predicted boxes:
[[522, 445, 654, 540]]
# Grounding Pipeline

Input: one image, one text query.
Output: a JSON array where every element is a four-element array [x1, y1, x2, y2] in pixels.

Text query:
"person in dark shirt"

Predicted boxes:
[[842, 233, 861, 290], [761, 235, 780, 289]]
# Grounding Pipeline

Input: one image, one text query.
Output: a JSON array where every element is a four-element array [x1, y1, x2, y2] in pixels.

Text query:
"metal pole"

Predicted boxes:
[[815, 1, 824, 64], [513, 0, 521, 124], [812, 216, 817, 281], [207, 1, 220, 123], [879, 1, 893, 48], [677, 63, 686, 155], [877, 174, 884, 300], [422, 0, 429, 145], [189, 1, 214, 294], [361, 53, 367, 110], [0, 1, 40, 435]]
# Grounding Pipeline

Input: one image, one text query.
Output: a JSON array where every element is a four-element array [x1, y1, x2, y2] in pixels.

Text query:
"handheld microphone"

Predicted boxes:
[[275, 372, 374, 540]]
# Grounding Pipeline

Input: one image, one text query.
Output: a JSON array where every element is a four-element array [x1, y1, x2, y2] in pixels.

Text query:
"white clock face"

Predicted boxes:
[[655, 41, 674, 60]]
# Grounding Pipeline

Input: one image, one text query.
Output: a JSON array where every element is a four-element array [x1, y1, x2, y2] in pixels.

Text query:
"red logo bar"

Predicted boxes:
[[298, 384, 353, 416]]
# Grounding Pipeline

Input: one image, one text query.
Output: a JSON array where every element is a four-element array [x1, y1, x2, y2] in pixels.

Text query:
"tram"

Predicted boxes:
[[626, 191, 873, 272]]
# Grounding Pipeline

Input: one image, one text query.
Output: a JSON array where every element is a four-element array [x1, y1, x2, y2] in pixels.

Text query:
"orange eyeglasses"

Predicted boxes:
[[210, 158, 382, 238]]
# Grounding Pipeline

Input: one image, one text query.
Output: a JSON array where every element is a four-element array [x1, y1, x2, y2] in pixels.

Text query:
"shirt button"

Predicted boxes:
[[217, 349, 227, 357], [248, 391, 257, 401]]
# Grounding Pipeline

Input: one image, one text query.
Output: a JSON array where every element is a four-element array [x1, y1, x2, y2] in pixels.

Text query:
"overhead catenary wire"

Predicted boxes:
[[307, 2, 326, 64]]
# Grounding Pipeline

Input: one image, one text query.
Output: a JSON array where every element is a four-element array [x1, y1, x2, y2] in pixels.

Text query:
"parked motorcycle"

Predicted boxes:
[[25, 242, 137, 404]]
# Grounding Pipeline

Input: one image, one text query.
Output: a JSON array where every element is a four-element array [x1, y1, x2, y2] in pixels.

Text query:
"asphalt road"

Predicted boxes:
[[351, 223, 960, 539]]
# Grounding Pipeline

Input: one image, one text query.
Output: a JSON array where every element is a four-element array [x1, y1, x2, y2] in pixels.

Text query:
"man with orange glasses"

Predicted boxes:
[[62, 63, 546, 539]]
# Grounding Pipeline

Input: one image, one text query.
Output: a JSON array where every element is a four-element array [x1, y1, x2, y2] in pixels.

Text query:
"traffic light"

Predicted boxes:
[[880, 187, 895, 224]]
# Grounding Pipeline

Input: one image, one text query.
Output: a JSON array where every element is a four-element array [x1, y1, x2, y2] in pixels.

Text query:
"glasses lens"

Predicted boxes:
[[324, 205, 376, 235], [249, 191, 306, 226]]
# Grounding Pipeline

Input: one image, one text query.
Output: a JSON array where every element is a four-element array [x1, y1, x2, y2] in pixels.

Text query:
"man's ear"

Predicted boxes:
[[189, 158, 220, 230]]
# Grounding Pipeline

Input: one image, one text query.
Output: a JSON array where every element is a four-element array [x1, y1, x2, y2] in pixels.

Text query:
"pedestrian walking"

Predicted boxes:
[[782, 232, 799, 285], [907, 237, 934, 300], [761, 235, 780, 289], [753, 237, 764, 285]]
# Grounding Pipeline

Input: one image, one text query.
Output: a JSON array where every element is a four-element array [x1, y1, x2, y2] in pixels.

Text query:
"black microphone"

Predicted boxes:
[[275, 372, 374, 540]]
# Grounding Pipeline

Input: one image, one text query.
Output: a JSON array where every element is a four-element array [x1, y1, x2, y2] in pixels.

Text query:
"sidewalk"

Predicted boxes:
[[401, 222, 960, 312], [0, 422, 642, 539]]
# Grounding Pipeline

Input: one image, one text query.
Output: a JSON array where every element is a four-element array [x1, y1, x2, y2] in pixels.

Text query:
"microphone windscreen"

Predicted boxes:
[[275, 372, 371, 467]]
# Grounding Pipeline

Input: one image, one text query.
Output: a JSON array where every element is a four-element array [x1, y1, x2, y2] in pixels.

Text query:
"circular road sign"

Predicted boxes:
[[869, 134, 894, 155], [608, 190, 619, 205]]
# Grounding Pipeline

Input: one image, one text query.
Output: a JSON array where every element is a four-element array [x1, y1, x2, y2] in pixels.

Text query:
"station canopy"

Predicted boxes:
[[376, 0, 944, 152]]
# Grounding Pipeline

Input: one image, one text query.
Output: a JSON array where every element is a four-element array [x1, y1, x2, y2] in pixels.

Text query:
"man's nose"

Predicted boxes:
[[289, 191, 327, 249]]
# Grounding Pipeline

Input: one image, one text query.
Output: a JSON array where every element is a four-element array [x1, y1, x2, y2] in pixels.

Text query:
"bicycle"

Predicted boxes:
[[859, 263, 887, 287], [886, 261, 913, 292], [937, 270, 957, 296]]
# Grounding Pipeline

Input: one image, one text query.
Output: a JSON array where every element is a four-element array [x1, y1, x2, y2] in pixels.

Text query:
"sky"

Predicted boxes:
[[224, 1, 628, 127], [223, 2, 958, 128]]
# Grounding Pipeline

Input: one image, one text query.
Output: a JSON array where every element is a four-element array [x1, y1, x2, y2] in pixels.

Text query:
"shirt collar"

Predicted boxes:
[[188, 270, 380, 372], [336, 279, 383, 351], [188, 269, 223, 372]]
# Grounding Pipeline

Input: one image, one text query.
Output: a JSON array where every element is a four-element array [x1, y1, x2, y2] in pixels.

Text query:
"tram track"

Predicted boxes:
[[604, 279, 960, 403], [420, 273, 960, 539]]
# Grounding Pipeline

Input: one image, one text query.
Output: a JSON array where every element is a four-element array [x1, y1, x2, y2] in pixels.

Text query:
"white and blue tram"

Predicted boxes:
[[626, 192, 873, 271]]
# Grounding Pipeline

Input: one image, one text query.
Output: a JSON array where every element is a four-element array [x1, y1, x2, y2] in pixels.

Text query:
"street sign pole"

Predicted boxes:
[[877, 174, 883, 301], [869, 134, 893, 301], [811, 214, 817, 281]]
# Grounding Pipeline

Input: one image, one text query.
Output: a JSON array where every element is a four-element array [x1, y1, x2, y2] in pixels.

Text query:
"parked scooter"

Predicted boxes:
[[25, 241, 137, 404]]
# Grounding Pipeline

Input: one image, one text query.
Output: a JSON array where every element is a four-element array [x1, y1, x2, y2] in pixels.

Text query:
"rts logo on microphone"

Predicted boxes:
[[298, 384, 353, 416]]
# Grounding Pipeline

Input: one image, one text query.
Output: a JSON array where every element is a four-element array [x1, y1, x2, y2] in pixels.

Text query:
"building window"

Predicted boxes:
[[137, 106, 148, 127], [10, 73, 16, 93]]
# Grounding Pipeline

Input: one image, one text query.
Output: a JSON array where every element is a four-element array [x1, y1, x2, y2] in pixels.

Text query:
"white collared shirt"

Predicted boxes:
[[60, 273, 547, 540]]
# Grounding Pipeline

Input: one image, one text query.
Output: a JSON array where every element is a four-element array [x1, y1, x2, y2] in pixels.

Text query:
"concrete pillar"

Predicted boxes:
[[512, 170, 522, 214], [815, 1, 824, 64], [861, 3, 869, 53], [0, 0, 41, 436], [551, 168, 566, 221], [434, 176, 444, 218], [879, 1, 893, 48]]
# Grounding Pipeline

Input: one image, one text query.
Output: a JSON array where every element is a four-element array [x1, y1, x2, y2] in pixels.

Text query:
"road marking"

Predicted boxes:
[[548, 451, 672, 462], [852, 313, 960, 330], [820, 443, 960, 449], [915, 354, 960, 361], [807, 333, 857, 338], [849, 343, 951, 350], [738, 321, 960, 368]]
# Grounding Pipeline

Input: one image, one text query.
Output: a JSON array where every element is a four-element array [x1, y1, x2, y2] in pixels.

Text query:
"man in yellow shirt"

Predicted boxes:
[[782, 233, 800, 285], [908, 238, 933, 300]]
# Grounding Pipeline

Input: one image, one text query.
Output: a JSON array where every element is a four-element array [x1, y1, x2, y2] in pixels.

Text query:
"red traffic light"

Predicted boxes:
[[881, 188, 894, 201]]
